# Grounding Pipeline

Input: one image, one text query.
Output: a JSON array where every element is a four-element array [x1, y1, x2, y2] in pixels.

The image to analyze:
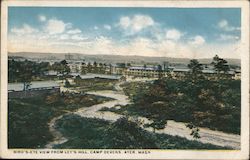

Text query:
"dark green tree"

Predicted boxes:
[[116, 63, 126, 68], [109, 64, 112, 75], [144, 119, 166, 133], [38, 62, 50, 76], [187, 59, 203, 81], [157, 65, 163, 79], [93, 61, 98, 73], [60, 60, 70, 76], [19, 60, 33, 90], [98, 63, 104, 73], [8, 59, 20, 82], [104, 117, 157, 148], [186, 123, 201, 139], [126, 63, 131, 67], [211, 55, 230, 74], [74, 75, 82, 85], [52, 60, 70, 76], [87, 62, 92, 73], [81, 62, 87, 74], [188, 59, 203, 74], [103, 63, 107, 74], [64, 79, 71, 88]]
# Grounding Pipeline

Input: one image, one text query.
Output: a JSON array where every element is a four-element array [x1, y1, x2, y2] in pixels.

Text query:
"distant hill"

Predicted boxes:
[[8, 52, 241, 66]]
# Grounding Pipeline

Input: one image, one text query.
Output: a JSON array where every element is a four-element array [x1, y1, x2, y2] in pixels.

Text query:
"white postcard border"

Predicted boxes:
[[1, 0, 249, 159]]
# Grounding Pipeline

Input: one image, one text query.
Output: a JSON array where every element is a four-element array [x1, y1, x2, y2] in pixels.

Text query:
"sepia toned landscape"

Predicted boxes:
[[8, 7, 241, 150]]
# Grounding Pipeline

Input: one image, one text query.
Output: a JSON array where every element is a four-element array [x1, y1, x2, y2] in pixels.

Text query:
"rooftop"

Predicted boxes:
[[70, 73, 122, 80], [8, 81, 60, 92], [129, 66, 160, 71]]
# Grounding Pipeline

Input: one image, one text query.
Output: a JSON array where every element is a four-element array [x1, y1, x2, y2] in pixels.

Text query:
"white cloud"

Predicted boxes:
[[71, 34, 88, 41], [8, 16, 240, 59], [118, 14, 155, 34], [89, 36, 114, 54], [104, 24, 111, 30], [189, 35, 205, 45], [218, 19, 228, 28], [126, 38, 157, 56], [45, 19, 71, 34], [11, 24, 38, 35], [131, 15, 154, 32], [155, 39, 195, 58], [218, 34, 240, 41], [119, 16, 130, 29], [131, 37, 154, 49], [166, 29, 182, 41], [217, 19, 240, 32], [190, 42, 241, 59], [67, 29, 82, 34], [8, 31, 241, 59], [95, 36, 112, 47], [38, 15, 46, 22], [59, 34, 69, 40], [94, 26, 98, 30]]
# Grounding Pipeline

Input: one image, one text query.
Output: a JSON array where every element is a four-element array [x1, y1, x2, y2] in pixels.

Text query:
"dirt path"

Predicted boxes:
[[46, 81, 240, 149], [144, 120, 240, 149], [76, 90, 240, 149], [45, 114, 69, 148]]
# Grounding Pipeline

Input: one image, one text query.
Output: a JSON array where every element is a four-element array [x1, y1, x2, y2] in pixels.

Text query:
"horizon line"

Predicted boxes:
[[8, 51, 241, 60]]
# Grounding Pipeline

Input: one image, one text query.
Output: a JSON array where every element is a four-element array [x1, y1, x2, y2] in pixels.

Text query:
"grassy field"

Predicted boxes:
[[8, 92, 112, 148], [73, 78, 118, 92], [54, 114, 230, 149]]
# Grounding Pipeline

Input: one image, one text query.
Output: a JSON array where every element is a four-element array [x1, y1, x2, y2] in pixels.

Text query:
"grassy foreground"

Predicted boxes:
[[8, 92, 112, 148], [54, 114, 230, 149]]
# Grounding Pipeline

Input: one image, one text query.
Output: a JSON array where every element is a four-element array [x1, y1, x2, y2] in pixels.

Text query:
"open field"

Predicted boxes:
[[73, 78, 118, 92]]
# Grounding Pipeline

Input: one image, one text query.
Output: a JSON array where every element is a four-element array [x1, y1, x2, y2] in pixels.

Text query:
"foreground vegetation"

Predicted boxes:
[[106, 77, 240, 134], [8, 92, 112, 148], [54, 114, 229, 149]]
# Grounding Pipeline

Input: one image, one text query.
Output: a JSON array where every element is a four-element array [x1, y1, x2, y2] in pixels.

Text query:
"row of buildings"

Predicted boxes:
[[66, 61, 241, 80], [8, 55, 241, 99], [8, 55, 241, 80]]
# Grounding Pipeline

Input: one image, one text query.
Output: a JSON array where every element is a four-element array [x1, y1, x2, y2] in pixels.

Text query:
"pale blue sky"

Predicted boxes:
[[8, 7, 241, 58]]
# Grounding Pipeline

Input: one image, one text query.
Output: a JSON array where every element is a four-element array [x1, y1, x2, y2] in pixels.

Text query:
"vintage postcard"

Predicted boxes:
[[0, 0, 249, 159]]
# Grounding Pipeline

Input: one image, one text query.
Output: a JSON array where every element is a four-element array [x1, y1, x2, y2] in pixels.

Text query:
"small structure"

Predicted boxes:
[[234, 69, 241, 80], [44, 70, 58, 76], [127, 66, 161, 78], [8, 81, 60, 99], [70, 73, 122, 80], [67, 61, 82, 73]]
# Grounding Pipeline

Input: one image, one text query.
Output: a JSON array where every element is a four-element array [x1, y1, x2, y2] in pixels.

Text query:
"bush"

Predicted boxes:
[[64, 79, 71, 88]]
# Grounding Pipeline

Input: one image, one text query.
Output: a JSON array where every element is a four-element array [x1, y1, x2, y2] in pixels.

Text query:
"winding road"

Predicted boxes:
[[46, 81, 240, 149]]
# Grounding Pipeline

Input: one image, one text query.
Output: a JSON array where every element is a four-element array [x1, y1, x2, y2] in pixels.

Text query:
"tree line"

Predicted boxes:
[[8, 59, 70, 90], [8, 54, 236, 90], [187, 55, 230, 79]]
